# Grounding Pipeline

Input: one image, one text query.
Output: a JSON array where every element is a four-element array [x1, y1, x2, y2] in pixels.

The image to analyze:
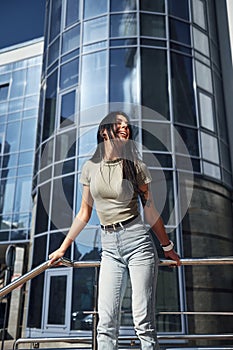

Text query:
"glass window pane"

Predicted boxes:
[[24, 95, 40, 110], [110, 14, 137, 38], [48, 38, 59, 66], [78, 126, 98, 156], [140, 14, 165, 38], [140, 0, 165, 13], [10, 70, 26, 98], [171, 52, 196, 125], [193, 27, 209, 56], [199, 92, 214, 131], [55, 129, 76, 162], [175, 126, 199, 156], [43, 72, 58, 141], [14, 177, 32, 212], [25, 66, 42, 95], [60, 58, 79, 90], [66, 0, 80, 27], [62, 25, 80, 54], [0, 84, 9, 101], [111, 0, 136, 12], [60, 90, 76, 128], [83, 17, 107, 44], [110, 48, 139, 104], [80, 51, 107, 113], [5, 121, 20, 152], [0, 102, 7, 115], [20, 118, 36, 150], [201, 132, 219, 163], [84, 0, 107, 19], [203, 161, 221, 179], [8, 98, 24, 113], [142, 122, 171, 152], [18, 151, 34, 165], [195, 60, 213, 93], [192, 0, 207, 30], [141, 48, 169, 119], [49, 0, 62, 42], [1, 178, 15, 214], [168, 0, 189, 20], [169, 18, 191, 45], [48, 275, 67, 324], [35, 184, 51, 234]]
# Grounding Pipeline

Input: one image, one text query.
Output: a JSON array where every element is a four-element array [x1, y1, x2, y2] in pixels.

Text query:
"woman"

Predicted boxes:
[[49, 111, 180, 350]]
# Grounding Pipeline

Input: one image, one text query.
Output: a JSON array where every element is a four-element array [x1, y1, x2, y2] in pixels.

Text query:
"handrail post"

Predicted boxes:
[[92, 266, 99, 350]]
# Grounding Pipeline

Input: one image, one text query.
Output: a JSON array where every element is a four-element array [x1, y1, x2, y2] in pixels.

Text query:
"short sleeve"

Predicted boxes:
[[136, 161, 152, 186], [79, 161, 90, 186]]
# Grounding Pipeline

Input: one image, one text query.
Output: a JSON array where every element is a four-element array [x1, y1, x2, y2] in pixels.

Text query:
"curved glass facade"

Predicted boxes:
[[27, 0, 233, 344]]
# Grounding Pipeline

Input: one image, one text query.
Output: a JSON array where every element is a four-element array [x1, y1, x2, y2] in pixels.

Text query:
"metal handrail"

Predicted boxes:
[[1, 256, 233, 298]]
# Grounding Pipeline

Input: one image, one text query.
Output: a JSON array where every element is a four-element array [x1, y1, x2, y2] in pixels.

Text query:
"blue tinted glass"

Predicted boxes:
[[8, 112, 22, 121], [14, 177, 32, 212], [8, 98, 24, 113], [18, 151, 34, 165], [62, 25, 80, 54], [84, 0, 107, 19], [2, 178, 16, 213], [83, 17, 107, 44], [110, 14, 137, 37], [168, 0, 189, 20], [3, 153, 18, 168], [20, 119, 37, 150], [17, 165, 33, 176], [60, 90, 76, 127], [49, 0, 62, 42], [66, 0, 80, 26], [0, 102, 7, 115], [78, 126, 98, 155], [0, 84, 9, 101], [110, 48, 139, 103], [24, 95, 40, 110], [80, 51, 107, 113], [10, 70, 27, 98], [5, 121, 20, 152], [48, 38, 59, 67], [169, 18, 191, 45], [60, 58, 79, 90], [111, 0, 136, 12]]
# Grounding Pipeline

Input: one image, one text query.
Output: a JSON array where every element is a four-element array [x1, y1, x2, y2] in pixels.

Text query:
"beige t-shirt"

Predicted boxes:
[[80, 158, 152, 225]]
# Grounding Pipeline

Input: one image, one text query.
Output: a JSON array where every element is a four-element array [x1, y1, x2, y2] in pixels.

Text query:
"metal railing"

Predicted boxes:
[[0, 256, 233, 350]]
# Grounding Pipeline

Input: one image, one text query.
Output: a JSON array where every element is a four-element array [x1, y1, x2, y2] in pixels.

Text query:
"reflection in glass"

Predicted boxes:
[[60, 58, 79, 90], [142, 122, 171, 152], [80, 51, 107, 112], [14, 177, 32, 212], [192, 0, 207, 30], [110, 48, 138, 104], [169, 18, 191, 45], [8, 99, 24, 113], [193, 28, 209, 57], [62, 25, 80, 54], [175, 125, 199, 156], [140, 14, 165, 38], [20, 118, 37, 150], [78, 126, 98, 156], [111, 0, 136, 12], [35, 184, 51, 234], [84, 0, 107, 19], [43, 70, 58, 140], [49, 0, 62, 42], [171, 52, 196, 125], [83, 17, 107, 44], [196, 61, 213, 93], [203, 161, 221, 179], [201, 132, 219, 164], [199, 92, 214, 131], [140, 0, 165, 13], [168, 0, 189, 20], [0, 84, 9, 101], [48, 38, 59, 67], [5, 121, 20, 152], [66, 0, 80, 27], [10, 70, 26, 98], [60, 90, 76, 128], [1, 178, 15, 214], [110, 14, 137, 38], [141, 48, 169, 119], [55, 129, 76, 162]]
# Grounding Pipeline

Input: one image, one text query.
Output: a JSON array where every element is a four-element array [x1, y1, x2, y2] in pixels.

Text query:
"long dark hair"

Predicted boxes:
[[91, 111, 141, 192]]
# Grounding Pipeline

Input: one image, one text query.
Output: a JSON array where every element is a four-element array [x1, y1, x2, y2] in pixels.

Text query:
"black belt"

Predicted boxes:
[[101, 215, 140, 231]]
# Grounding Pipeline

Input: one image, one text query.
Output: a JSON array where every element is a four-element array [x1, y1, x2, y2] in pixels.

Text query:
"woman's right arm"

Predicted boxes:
[[49, 185, 93, 264]]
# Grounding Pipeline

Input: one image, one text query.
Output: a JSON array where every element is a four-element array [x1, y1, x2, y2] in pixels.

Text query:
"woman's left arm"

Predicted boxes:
[[139, 183, 181, 265]]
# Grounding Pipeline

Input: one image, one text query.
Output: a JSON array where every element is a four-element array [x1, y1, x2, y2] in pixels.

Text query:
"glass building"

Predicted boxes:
[[0, 38, 43, 337], [3, 0, 232, 348]]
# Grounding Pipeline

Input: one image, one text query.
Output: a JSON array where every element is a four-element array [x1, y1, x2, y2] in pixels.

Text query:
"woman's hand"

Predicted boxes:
[[164, 249, 181, 266], [48, 249, 65, 266]]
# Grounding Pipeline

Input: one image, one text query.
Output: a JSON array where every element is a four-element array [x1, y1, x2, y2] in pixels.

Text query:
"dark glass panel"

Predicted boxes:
[[171, 52, 196, 125], [50, 175, 74, 230], [27, 235, 47, 327], [49, 0, 62, 42], [0, 84, 9, 101], [143, 152, 173, 168], [175, 125, 199, 156], [0, 231, 9, 241], [170, 42, 191, 54], [110, 48, 138, 104], [141, 48, 169, 119], [84, 0, 107, 19], [60, 90, 76, 128], [142, 122, 171, 152], [48, 38, 59, 67], [168, 0, 189, 20], [61, 49, 79, 63], [43, 70, 58, 141], [111, 0, 136, 12], [66, 0, 80, 27], [35, 183, 51, 234], [140, 38, 166, 47], [140, 14, 165, 38], [140, 0, 165, 13], [49, 231, 71, 259], [169, 18, 191, 45], [60, 58, 79, 90], [110, 14, 137, 38], [48, 275, 67, 324], [110, 39, 137, 47], [54, 159, 75, 177]]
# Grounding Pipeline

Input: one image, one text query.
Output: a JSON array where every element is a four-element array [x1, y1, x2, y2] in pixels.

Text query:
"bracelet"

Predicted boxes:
[[161, 240, 174, 252]]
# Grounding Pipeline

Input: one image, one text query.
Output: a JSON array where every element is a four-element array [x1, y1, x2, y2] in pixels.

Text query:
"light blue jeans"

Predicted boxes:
[[97, 219, 160, 350]]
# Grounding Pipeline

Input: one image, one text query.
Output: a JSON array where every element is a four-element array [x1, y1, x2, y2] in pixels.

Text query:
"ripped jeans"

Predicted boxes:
[[97, 219, 160, 350]]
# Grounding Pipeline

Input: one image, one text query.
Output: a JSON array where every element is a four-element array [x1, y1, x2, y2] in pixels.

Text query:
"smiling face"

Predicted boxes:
[[114, 114, 130, 141]]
